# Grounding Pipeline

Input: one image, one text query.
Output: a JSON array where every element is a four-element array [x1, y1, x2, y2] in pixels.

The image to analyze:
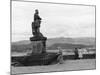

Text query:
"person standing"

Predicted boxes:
[[78, 48, 83, 59], [57, 47, 64, 64], [74, 48, 79, 59]]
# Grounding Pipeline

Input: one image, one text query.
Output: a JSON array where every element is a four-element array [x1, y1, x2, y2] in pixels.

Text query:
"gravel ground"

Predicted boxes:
[[11, 59, 96, 74]]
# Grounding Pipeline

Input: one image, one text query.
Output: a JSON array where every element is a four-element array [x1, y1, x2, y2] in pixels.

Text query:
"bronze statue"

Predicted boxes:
[[30, 9, 47, 53], [34, 9, 42, 24], [31, 9, 43, 38]]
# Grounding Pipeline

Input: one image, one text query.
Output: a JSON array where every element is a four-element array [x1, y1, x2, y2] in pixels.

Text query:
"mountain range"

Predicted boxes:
[[11, 37, 95, 52], [12, 37, 95, 46]]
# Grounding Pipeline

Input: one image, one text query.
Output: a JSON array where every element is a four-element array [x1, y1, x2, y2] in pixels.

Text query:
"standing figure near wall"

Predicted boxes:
[[78, 48, 83, 59], [57, 47, 64, 64], [74, 48, 79, 59]]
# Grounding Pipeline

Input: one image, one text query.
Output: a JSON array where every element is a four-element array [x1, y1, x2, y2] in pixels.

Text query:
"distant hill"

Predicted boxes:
[[11, 37, 95, 52], [11, 43, 94, 52], [46, 37, 95, 47], [12, 37, 95, 46], [47, 43, 94, 50], [12, 40, 31, 45]]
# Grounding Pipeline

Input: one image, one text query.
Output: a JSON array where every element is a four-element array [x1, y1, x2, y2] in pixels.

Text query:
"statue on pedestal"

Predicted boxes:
[[30, 9, 47, 54], [11, 10, 61, 66]]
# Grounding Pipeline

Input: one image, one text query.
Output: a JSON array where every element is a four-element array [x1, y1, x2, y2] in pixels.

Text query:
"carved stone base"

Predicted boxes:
[[30, 36, 47, 54], [31, 41, 43, 54]]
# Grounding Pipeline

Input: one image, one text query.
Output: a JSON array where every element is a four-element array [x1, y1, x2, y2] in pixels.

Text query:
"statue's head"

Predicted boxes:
[[35, 9, 39, 14]]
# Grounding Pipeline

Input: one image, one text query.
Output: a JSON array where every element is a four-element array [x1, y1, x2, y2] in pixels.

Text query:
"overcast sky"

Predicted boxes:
[[12, 1, 95, 42]]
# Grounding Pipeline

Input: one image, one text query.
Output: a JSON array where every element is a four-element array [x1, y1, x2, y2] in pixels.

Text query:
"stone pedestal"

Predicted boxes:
[[30, 36, 47, 54], [31, 41, 43, 54]]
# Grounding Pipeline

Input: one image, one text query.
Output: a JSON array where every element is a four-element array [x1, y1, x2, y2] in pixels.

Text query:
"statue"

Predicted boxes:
[[34, 9, 41, 25], [31, 9, 43, 38], [30, 9, 47, 53]]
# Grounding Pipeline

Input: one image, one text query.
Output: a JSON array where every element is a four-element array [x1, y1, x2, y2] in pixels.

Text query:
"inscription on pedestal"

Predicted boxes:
[[31, 41, 43, 54]]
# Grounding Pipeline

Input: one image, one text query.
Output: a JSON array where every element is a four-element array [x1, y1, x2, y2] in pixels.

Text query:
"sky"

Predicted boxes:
[[12, 1, 95, 42]]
